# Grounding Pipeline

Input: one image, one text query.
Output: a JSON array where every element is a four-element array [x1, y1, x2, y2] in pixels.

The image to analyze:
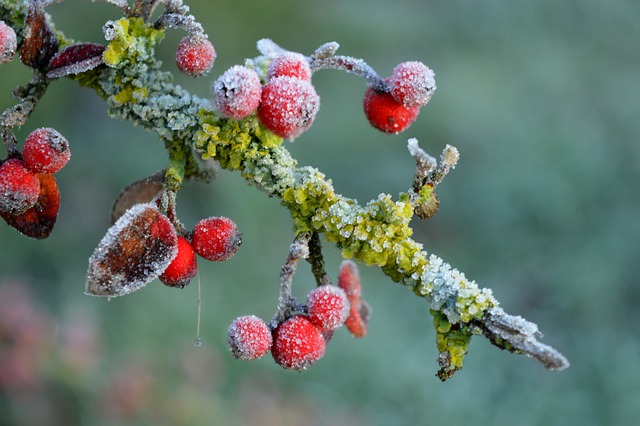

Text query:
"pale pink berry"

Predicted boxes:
[[227, 315, 272, 361], [213, 65, 262, 119], [257, 76, 320, 140], [175, 36, 216, 77], [389, 61, 436, 108], [22, 128, 71, 174], [0, 21, 17, 64], [267, 52, 312, 82], [306, 285, 350, 331], [271, 315, 326, 371]]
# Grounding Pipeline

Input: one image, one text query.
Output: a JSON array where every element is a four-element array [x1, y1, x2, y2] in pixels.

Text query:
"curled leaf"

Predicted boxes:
[[110, 171, 164, 224], [46, 42, 106, 79], [85, 203, 178, 297], [20, 1, 59, 70]]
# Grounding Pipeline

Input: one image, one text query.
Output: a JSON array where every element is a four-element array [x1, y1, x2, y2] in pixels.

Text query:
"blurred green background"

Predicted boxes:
[[1, 0, 639, 424]]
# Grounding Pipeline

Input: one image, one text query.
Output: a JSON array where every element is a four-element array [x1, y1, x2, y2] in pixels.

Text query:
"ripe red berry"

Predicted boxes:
[[227, 315, 273, 361], [267, 52, 312, 82], [271, 315, 326, 371], [191, 216, 242, 262], [0, 20, 17, 64], [389, 61, 436, 108], [0, 159, 41, 215], [363, 87, 420, 134], [258, 76, 320, 140], [22, 128, 71, 174], [159, 236, 198, 288], [175, 36, 216, 77], [213, 65, 262, 120], [306, 285, 350, 331]]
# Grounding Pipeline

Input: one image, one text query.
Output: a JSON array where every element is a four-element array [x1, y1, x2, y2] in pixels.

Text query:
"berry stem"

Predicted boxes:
[[309, 55, 388, 92], [307, 233, 332, 287]]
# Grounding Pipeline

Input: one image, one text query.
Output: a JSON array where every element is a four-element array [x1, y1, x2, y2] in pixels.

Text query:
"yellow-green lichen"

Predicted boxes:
[[103, 18, 165, 68], [432, 309, 473, 380]]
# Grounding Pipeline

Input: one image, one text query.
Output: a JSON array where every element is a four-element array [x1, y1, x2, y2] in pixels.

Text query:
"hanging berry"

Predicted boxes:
[[22, 128, 71, 174], [175, 35, 216, 77], [271, 315, 326, 371], [0, 159, 41, 215], [227, 315, 273, 361], [191, 216, 242, 262], [159, 236, 198, 288], [363, 87, 420, 134]]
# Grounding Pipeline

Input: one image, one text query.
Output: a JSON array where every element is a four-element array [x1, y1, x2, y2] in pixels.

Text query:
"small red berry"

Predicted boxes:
[[267, 52, 312, 82], [0, 20, 17, 64], [213, 65, 262, 119], [227, 315, 272, 361], [338, 260, 369, 338], [307, 285, 350, 331], [389, 61, 436, 108], [22, 128, 71, 174], [192, 216, 242, 262], [257, 76, 320, 139], [271, 315, 326, 371], [363, 87, 420, 134], [159, 236, 198, 288], [175, 36, 216, 77], [0, 159, 41, 215]]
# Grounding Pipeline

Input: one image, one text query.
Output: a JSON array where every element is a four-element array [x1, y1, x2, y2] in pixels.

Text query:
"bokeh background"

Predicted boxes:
[[1, 0, 639, 424]]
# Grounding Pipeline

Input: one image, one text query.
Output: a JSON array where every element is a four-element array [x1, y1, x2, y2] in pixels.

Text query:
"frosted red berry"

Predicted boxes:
[[267, 52, 312, 82], [363, 87, 420, 134], [192, 216, 242, 262], [306, 285, 350, 331], [0, 20, 17, 64], [389, 61, 436, 108], [22, 128, 71, 174], [258, 76, 320, 139], [0, 159, 41, 215], [175, 36, 216, 77], [338, 260, 369, 338], [271, 315, 326, 371], [227, 315, 273, 361], [213, 65, 262, 119], [159, 236, 198, 288]]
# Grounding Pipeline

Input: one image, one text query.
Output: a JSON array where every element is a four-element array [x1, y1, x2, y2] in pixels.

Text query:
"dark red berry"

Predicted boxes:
[[363, 87, 420, 134], [159, 236, 198, 288], [257, 76, 320, 139], [0, 20, 17, 64], [213, 65, 262, 119], [227, 315, 272, 361], [271, 315, 326, 371], [22, 127, 71, 174], [389, 61, 436, 108], [175, 36, 216, 77], [0, 159, 41, 215], [267, 52, 312, 82], [306, 285, 350, 331], [192, 216, 242, 262]]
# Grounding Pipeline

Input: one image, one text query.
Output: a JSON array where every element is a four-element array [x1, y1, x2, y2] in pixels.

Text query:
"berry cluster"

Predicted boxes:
[[0, 128, 70, 239], [226, 259, 368, 372]]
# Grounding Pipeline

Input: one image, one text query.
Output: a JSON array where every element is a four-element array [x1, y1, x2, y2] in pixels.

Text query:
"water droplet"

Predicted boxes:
[[193, 337, 202, 347], [107, 297, 112, 302]]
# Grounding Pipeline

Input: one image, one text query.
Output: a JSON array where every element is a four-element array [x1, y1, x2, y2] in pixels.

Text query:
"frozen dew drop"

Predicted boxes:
[[193, 337, 202, 347]]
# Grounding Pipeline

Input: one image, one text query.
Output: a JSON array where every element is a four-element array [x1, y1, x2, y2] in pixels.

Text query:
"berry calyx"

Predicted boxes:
[[159, 236, 198, 288], [389, 61, 436, 108], [22, 128, 71, 174], [0, 159, 41, 215], [271, 315, 326, 371], [267, 52, 312, 82], [257, 76, 320, 140], [0, 20, 17, 64], [192, 216, 242, 262], [363, 87, 420, 134], [175, 36, 216, 77], [213, 65, 262, 119], [227, 315, 273, 361], [306, 285, 350, 331]]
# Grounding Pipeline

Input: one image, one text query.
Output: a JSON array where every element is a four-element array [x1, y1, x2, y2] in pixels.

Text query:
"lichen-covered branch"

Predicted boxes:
[[0, 0, 569, 379]]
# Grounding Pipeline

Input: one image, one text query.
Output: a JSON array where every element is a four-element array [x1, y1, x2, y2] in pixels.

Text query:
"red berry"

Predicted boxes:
[[0, 20, 17, 64], [307, 285, 350, 331], [159, 236, 198, 288], [338, 260, 369, 338], [267, 52, 312, 82], [0, 159, 41, 215], [175, 36, 216, 77], [227, 315, 272, 361], [389, 61, 436, 108], [22, 128, 71, 174], [213, 65, 262, 119], [257, 76, 320, 140], [363, 87, 420, 134], [192, 216, 242, 262], [271, 315, 326, 371]]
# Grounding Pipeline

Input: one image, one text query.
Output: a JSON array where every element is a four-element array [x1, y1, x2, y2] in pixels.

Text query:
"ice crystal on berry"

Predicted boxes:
[[389, 61, 436, 108], [307, 285, 350, 331], [267, 52, 312, 82], [213, 65, 262, 119], [227, 315, 272, 361], [272, 315, 326, 371]]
